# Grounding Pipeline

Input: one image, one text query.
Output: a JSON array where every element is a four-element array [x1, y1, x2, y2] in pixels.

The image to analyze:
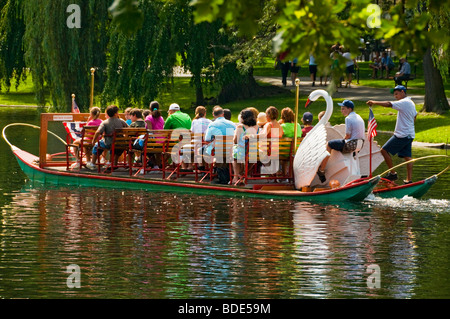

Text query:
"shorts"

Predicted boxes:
[[382, 135, 413, 158], [92, 140, 109, 155], [291, 64, 300, 73], [309, 65, 317, 74], [328, 139, 359, 153], [328, 139, 346, 152], [346, 64, 355, 74]]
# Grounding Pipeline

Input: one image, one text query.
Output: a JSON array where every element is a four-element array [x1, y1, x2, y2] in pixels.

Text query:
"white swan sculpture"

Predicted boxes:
[[293, 89, 333, 189]]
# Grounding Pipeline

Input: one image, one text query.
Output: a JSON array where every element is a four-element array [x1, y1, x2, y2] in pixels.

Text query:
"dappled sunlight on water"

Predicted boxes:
[[1, 185, 450, 298]]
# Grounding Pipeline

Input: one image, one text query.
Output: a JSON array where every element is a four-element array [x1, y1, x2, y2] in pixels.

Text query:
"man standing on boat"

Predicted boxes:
[[366, 85, 417, 184], [86, 105, 128, 170]]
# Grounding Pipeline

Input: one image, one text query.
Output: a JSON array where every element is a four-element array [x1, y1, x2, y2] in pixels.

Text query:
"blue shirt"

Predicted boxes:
[[400, 62, 411, 75], [204, 117, 236, 142]]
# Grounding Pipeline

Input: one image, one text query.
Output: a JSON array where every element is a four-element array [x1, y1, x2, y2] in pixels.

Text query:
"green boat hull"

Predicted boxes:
[[14, 149, 379, 203], [373, 176, 437, 199]]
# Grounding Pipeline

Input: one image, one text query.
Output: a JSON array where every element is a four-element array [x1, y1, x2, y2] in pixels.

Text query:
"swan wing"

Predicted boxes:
[[293, 124, 329, 189]]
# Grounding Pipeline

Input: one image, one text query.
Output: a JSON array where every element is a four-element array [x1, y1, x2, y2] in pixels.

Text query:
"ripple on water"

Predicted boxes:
[[365, 194, 450, 214]]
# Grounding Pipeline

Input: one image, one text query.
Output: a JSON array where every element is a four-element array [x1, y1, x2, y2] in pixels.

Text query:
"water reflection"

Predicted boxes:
[[2, 185, 449, 299]]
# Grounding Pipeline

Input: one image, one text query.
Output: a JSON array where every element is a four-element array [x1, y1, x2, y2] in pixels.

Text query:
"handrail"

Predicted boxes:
[[2, 123, 67, 149]]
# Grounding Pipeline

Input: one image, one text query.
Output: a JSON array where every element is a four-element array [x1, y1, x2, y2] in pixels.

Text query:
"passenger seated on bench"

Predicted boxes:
[[145, 101, 165, 130], [86, 105, 129, 171], [317, 100, 365, 183], [247, 106, 284, 176], [129, 108, 146, 128], [70, 107, 102, 170], [279, 107, 301, 139], [232, 109, 259, 185], [204, 105, 236, 184]]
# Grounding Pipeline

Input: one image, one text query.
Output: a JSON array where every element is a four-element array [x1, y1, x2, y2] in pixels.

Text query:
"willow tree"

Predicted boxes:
[[0, 0, 26, 91], [23, 0, 110, 111]]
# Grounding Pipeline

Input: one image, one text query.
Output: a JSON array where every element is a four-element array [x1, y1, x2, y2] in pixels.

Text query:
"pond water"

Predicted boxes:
[[0, 108, 449, 299]]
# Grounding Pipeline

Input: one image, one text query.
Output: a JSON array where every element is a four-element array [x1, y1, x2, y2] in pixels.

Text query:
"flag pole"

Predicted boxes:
[[369, 135, 373, 178], [294, 78, 300, 149], [90, 68, 95, 108], [71, 93, 75, 113]]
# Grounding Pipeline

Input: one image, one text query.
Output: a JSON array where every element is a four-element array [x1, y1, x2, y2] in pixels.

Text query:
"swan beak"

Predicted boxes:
[[305, 98, 313, 108]]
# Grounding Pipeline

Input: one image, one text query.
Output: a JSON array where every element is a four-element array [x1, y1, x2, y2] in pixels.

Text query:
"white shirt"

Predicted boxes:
[[345, 111, 365, 141], [191, 117, 211, 134], [342, 52, 354, 67], [391, 97, 417, 138]]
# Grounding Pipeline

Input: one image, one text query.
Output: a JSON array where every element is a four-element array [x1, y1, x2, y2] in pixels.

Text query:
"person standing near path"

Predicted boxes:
[[366, 85, 417, 184]]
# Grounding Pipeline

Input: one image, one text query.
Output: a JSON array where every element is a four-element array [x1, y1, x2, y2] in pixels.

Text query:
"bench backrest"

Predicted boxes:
[[113, 128, 148, 151]]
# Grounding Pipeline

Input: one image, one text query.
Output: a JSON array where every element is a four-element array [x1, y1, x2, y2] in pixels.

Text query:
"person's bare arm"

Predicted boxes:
[[366, 100, 392, 108]]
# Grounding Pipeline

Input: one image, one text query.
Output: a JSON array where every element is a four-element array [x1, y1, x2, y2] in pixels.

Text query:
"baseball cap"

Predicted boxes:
[[337, 100, 354, 109], [302, 111, 313, 123], [392, 85, 407, 93], [168, 103, 180, 111]]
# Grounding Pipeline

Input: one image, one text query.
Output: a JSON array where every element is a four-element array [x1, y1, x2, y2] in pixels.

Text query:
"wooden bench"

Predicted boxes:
[[65, 125, 99, 170], [166, 131, 205, 181], [108, 128, 148, 174], [199, 135, 234, 184], [236, 136, 299, 185], [143, 129, 178, 178]]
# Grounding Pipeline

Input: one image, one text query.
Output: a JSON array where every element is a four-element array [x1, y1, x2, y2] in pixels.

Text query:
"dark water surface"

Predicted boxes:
[[1, 108, 449, 299]]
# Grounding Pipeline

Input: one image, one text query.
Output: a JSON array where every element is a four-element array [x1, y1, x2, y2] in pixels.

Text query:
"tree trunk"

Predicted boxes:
[[195, 85, 205, 106], [422, 48, 450, 114]]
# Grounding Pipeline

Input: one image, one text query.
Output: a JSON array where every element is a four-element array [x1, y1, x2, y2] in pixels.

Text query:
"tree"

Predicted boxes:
[[23, 0, 110, 111], [377, 0, 449, 113], [0, 0, 26, 92]]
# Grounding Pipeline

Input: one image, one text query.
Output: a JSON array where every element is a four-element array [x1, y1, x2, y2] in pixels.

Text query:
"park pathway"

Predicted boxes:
[[254, 75, 428, 105]]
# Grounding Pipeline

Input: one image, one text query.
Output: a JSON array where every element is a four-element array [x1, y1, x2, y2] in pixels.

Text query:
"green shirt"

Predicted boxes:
[[163, 111, 192, 130], [281, 122, 301, 138]]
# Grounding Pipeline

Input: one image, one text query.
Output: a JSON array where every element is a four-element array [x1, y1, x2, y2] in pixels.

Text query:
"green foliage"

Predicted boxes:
[[22, 0, 110, 111], [0, 0, 26, 91], [109, 0, 144, 35]]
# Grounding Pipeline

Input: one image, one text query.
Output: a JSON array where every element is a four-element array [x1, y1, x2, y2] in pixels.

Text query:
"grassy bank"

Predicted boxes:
[[1, 68, 449, 144]]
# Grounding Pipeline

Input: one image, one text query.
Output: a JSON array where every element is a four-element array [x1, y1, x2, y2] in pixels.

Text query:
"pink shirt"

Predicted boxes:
[[145, 115, 165, 130], [87, 118, 102, 126]]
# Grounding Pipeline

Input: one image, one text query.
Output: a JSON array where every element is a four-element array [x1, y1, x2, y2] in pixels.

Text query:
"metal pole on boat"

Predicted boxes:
[[293, 78, 300, 149], [90, 67, 95, 108]]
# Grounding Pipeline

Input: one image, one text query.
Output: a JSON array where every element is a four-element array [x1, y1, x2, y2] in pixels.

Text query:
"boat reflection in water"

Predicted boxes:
[[2, 184, 450, 299]]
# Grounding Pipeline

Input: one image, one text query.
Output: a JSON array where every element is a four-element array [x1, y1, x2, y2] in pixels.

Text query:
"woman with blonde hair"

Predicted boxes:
[[70, 107, 103, 170]]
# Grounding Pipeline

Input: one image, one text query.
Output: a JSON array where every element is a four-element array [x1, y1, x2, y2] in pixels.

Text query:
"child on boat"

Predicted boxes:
[[86, 105, 129, 171], [129, 108, 146, 128], [70, 107, 102, 170], [301, 111, 314, 137]]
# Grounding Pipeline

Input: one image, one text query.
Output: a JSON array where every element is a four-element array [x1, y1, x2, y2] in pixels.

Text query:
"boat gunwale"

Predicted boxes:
[[13, 147, 379, 199]]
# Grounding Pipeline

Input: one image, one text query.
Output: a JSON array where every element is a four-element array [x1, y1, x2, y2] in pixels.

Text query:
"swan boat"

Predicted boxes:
[[296, 89, 446, 199], [3, 110, 380, 203]]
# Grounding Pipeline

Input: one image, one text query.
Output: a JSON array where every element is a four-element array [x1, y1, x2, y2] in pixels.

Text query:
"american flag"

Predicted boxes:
[[368, 107, 377, 139], [63, 122, 85, 141], [72, 98, 80, 113]]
